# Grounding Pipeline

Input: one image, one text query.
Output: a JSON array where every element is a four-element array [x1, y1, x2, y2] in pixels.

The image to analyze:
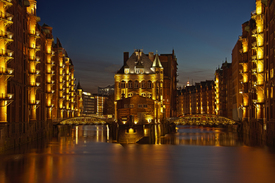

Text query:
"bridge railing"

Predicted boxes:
[[55, 116, 112, 125], [168, 114, 236, 126]]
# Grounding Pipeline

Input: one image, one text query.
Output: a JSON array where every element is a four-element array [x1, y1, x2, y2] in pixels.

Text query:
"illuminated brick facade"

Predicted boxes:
[[232, 40, 243, 121], [177, 80, 215, 116], [114, 49, 174, 124], [0, 1, 82, 126], [215, 62, 232, 118], [238, 0, 265, 123]]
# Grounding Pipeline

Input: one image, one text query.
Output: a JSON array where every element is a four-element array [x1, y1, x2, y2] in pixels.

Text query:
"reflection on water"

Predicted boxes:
[[161, 126, 243, 146], [0, 125, 275, 183]]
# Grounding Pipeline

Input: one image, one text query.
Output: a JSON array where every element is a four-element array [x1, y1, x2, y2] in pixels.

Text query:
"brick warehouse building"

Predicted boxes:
[[114, 49, 178, 124], [0, 0, 83, 150]]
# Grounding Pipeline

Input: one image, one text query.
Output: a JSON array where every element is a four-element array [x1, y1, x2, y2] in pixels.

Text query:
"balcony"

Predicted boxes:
[[252, 55, 257, 62], [0, 30, 13, 44], [27, 9, 41, 22], [29, 56, 41, 64], [46, 90, 55, 94], [252, 41, 257, 49], [29, 44, 41, 52], [47, 80, 55, 84], [29, 100, 40, 109], [0, 67, 14, 80], [0, 93, 13, 100], [0, 0, 13, 7], [251, 28, 257, 36], [0, 93, 13, 106], [252, 70, 257, 75], [0, 49, 13, 63], [47, 70, 55, 75], [29, 82, 40, 89], [0, 12, 13, 26], [46, 104, 54, 108], [29, 30, 40, 38], [29, 70, 40, 77], [30, 100, 40, 105]]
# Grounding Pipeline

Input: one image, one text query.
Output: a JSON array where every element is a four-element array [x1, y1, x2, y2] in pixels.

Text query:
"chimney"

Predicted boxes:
[[124, 52, 129, 65], [149, 52, 154, 62]]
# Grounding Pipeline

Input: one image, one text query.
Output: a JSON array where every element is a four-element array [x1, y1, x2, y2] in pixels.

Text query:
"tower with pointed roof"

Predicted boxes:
[[114, 50, 164, 124]]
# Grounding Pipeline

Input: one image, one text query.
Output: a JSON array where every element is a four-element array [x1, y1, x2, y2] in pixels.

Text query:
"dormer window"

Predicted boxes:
[[120, 81, 125, 88], [124, 68, 129, 74]]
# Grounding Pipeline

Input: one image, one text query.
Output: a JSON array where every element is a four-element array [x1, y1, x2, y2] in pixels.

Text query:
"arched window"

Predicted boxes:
[[120, 81, 125, 88], [134, 81, 139, 89], [128, 81, 133, 89], [147, 81, 152, 89], [141, 81, 146, 89]]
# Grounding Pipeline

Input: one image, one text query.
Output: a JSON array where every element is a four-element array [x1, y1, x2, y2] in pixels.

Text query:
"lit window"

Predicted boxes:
[[134, 81, 139, 88], [120, 81, 125, 88], [124, 68, 129, 74], [142, 81, 146, 89], [147, 81, 152, 89], [128, 81, 133, 89]]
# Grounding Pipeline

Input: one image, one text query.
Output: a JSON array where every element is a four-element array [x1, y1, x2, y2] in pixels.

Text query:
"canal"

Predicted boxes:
[[1, 125, 275, 183]]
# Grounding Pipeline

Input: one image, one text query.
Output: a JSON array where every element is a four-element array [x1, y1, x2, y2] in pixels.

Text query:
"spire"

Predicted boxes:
[[77, 80, 82, 90], [56, 37, 62, 48], [152, 53, 162, 68]]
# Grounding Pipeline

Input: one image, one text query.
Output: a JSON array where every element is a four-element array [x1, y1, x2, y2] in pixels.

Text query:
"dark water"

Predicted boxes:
[[1, 125, 275, 183]]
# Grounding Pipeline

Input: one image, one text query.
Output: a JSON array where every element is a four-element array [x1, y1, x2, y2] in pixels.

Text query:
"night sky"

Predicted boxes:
[[37, 0, 255, 93]]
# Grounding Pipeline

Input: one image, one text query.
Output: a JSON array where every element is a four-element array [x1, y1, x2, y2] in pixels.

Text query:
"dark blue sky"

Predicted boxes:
[[38, 0, 255, 93]]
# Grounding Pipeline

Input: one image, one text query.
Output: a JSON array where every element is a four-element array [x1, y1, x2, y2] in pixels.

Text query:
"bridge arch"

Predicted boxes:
[[168, 114, 236, 126], [56, 115, 111, 125]]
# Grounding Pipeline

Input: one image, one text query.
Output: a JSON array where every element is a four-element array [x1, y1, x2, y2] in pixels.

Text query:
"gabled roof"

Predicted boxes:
[[77, 80, 82, 90], [117, 50, 154, 74], [152, 54, 163, 68], [56, 37, 62, 48]]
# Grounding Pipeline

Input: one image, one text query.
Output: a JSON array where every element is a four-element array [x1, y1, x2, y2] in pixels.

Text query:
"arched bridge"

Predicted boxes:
[[168, 114, 236, 126], [55, 115, 112, 125]]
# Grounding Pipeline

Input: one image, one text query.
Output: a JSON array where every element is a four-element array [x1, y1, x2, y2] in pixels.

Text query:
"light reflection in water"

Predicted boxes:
[[1, 125, 275, 183], [76, 126, 78, 144]]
